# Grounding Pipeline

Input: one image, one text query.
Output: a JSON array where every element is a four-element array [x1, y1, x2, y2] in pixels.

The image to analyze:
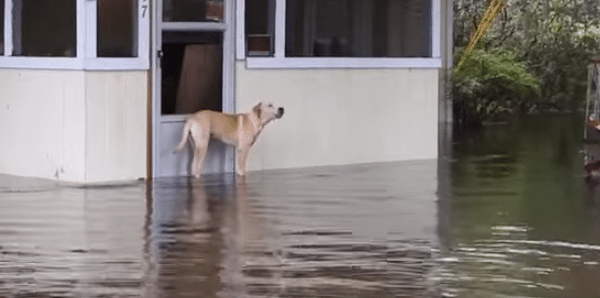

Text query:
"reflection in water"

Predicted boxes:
[[0, 161, 439, 297], [145, 163, 440, 297], [2, 113, 600, 297], [0, 182, 147, 297], [439, 113, 600, 298]]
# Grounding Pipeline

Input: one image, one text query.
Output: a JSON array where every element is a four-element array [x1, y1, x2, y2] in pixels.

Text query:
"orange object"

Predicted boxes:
[[586, 118, 600, 130]]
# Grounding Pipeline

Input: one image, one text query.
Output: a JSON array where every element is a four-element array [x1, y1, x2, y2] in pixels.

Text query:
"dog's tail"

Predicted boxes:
[[173, 120, 192, 154]]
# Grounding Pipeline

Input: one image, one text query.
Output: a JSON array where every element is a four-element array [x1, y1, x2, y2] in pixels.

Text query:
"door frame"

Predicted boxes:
[[151, 0, 236, 178]]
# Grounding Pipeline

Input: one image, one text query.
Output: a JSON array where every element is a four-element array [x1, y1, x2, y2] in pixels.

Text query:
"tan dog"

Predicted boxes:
[[174, 102, 284, 177]]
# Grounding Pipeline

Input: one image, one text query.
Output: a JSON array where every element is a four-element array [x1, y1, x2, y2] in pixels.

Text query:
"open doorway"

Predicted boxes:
[[161, 31, 223, 115], [152, 0, 234, 178]]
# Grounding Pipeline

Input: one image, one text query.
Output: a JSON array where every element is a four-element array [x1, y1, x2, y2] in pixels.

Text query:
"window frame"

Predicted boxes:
[[238, 0, 441, 69], [0, 0, 149, 70]]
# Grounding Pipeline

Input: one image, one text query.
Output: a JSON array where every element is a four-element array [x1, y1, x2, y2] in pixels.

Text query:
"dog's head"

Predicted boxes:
[[252, 102, 284, 126]]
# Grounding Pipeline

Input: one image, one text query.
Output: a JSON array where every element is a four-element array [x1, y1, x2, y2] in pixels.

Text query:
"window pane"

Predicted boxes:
[[163, 0, 224, 22], [13, 0, 76, 57], [245, 0, 275, 56], [98, 0, 137, 57], [285, 0, 431, 58], [0, 0, 4, 55]]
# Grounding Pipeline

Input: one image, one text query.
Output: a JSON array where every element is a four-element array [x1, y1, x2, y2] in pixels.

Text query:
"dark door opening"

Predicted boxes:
[[161, 31, 223, 115]]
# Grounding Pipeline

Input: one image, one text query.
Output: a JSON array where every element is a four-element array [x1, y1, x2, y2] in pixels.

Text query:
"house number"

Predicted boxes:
[[141, 0, 148, 18]]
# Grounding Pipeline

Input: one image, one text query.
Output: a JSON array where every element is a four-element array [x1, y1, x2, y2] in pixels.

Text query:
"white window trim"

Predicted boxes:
[[431, 0, 441, 58], [235, 0, 245, 60], [0, 0, 149, 70], [84, 0, 150, 70], [247, 57, 442, 69], [239, 0, 442, 69], [0, 0, 85, 69], [3, 0, 12, 56]]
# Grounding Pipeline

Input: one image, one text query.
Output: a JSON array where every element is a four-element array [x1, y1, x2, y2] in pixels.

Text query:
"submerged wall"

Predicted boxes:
[[0, 69, 148, 183], [235, 63, 439, 172], [84, 71, 148, 183]]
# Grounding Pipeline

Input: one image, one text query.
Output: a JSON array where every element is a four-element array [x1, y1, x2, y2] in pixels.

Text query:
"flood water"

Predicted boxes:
[[438, 112, 600, 298], [1, 113, 599, 297]]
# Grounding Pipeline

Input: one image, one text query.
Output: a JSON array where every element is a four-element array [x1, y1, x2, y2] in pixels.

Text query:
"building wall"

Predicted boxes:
[[235, 62, 439, 172], [0, 69, 86, 181], [85, 71, 148, 183], [0, 69, 148, 183]]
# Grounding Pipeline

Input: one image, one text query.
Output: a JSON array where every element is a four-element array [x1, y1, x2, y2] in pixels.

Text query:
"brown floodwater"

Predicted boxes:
[[1, 113, 600, 297]]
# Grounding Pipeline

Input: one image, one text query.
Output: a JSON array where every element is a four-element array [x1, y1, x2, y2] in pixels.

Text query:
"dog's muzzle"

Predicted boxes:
[[276, 107, 284, 119]]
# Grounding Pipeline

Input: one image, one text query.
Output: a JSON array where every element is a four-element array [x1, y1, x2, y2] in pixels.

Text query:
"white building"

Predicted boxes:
[[0, 0, 453, 183]]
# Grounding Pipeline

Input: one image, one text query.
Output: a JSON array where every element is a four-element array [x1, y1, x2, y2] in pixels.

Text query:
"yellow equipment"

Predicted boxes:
[[456, 0, 505, 70]]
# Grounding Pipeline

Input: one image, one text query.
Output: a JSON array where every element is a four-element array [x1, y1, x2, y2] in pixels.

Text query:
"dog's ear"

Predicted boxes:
[[252, 102, 262, 119]]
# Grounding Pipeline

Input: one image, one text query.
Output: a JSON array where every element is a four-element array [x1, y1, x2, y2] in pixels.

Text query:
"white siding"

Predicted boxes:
[[0, 69, 86, 181], [235, 62, 439, 172], [85, 71, 148, 183], [0, 69, 148, 183]]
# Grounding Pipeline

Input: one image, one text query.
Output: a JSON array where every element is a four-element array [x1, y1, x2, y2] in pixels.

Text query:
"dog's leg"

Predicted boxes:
[[189, 122, 210, 178], [236, 146, 251, 176], [174, 120, 192, 153], [191, 144, 209, 178]]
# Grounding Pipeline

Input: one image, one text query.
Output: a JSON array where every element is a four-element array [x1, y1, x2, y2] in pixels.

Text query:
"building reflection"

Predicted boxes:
[[143, 161, 442, 297]]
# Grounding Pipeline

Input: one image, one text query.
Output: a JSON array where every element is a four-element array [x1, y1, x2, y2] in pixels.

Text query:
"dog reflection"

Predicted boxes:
[[144, 177, 226, 298], [233, 177, 270, 246], [144, 176, 270, 298]]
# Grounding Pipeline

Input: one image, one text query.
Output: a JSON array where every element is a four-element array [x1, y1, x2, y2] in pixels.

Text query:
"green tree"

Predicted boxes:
[[454, 0, 600, 116], [454, 49, 541, 127]]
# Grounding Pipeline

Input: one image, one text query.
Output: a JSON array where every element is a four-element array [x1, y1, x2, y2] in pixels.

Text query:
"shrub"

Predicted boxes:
[[453, 49, 541, 126], [454, 0, 600, 111]]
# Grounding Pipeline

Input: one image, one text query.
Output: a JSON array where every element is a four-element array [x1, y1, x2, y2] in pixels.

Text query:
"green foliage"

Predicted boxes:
[[520, 16, 600, 107], [453, 0, 600, 120], [453, 49, 541, 125]]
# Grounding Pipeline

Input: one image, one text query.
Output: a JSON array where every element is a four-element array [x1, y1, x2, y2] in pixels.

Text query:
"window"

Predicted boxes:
[[97, 0, 137, 57], [161, 31, 223, 115], [163, 0, 224, 22], [0, 0, 149, 69], [242, 0, 440, 68], [13, 0, 77, 57], [245, 0, 275, 56], [286, 0, 431, 57]]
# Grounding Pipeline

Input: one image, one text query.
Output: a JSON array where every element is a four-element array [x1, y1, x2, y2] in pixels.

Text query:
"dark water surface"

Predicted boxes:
[[439, 112, 600, 298], [1, 113, 599, 297]]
